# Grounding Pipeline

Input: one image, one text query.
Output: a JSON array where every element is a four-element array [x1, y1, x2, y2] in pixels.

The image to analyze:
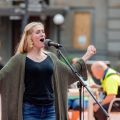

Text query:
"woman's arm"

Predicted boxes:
[[82, 45, 96, 62], [0, 54, 22, 80], [56, 45, 96, 85], [72, 45, 96, 80], [72, 45, 96, 63]]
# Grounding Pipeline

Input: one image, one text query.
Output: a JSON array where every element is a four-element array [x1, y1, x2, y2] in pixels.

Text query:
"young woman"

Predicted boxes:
[[0, 22, 96, 120]]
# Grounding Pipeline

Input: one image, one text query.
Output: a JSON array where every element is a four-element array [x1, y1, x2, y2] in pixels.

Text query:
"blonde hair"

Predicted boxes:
[[16, 22, 44, 54]]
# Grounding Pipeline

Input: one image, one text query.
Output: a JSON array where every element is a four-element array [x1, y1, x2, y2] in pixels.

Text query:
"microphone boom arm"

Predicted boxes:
[[44, 39, 62, 49]]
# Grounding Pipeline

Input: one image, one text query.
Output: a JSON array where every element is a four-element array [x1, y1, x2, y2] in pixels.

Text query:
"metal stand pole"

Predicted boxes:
[[77, 82, 83, 120], [21, 0, 29, 32]]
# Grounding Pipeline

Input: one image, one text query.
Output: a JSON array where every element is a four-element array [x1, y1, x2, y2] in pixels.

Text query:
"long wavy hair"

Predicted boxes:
[[16, 22, 44, 54]]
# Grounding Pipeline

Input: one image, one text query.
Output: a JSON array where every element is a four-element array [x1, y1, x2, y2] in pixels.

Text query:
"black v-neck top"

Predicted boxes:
[[23, 56, 54, 106]]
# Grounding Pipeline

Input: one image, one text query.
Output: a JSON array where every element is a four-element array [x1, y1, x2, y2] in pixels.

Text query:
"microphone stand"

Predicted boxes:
[[56, 48, 109, 120], [77, 81, 83, 120]]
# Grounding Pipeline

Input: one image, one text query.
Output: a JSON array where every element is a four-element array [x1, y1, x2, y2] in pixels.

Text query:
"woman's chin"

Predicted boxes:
[[38, 45, 45, 49]]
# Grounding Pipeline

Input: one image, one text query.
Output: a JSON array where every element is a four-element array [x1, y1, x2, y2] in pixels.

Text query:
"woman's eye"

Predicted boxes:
[[36, 30, 44, 34], [41, 30, 45, 33], [36, 31, 40, 34]]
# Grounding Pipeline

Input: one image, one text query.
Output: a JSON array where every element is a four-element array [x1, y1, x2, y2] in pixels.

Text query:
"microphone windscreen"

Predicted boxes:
[[44, 39, 52, 47]]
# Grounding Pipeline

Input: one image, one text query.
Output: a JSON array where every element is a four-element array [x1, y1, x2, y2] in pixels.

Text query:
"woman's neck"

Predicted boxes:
[[27, 48, 47, 62]]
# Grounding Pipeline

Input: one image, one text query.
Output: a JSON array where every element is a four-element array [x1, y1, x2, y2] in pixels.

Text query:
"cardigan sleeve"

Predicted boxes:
[[44, 52, 87, 85], [56, 58, 88, 86], [0, 54, 21, 81], [73, 58, 88, 80]]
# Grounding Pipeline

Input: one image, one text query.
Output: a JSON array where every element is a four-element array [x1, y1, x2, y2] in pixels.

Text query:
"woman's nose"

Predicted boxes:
[[41, 33, 45, 37]]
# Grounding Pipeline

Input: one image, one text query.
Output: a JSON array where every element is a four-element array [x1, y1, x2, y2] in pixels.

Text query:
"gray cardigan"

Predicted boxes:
[[0, 52, 87, 120]]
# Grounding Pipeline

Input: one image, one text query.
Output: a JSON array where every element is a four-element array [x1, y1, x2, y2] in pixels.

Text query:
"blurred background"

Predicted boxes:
[[0, 0, 120, 70], [0, 1, 120, 120]]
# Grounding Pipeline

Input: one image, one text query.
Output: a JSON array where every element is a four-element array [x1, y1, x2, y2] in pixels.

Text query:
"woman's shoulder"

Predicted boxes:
[[9, 53, 26, 62]]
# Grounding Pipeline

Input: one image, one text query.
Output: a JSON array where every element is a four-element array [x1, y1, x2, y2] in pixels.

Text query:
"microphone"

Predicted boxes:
[[44, 39, 62, 48]]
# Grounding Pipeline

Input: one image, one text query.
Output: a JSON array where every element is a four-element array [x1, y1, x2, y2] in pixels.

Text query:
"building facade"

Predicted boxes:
[[0, 0, 120, 65]]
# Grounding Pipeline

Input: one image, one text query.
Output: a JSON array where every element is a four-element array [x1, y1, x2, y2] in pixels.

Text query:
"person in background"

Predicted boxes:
[[0, 22, 96, 120], [91, 61, 120, 120]]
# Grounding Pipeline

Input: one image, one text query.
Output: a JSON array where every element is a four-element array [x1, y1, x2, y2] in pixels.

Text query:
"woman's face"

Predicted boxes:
[[31, 24, 45, 49]]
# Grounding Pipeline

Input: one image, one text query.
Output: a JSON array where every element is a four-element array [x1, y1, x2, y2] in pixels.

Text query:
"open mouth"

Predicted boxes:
[[40, 38, 44, 42]]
